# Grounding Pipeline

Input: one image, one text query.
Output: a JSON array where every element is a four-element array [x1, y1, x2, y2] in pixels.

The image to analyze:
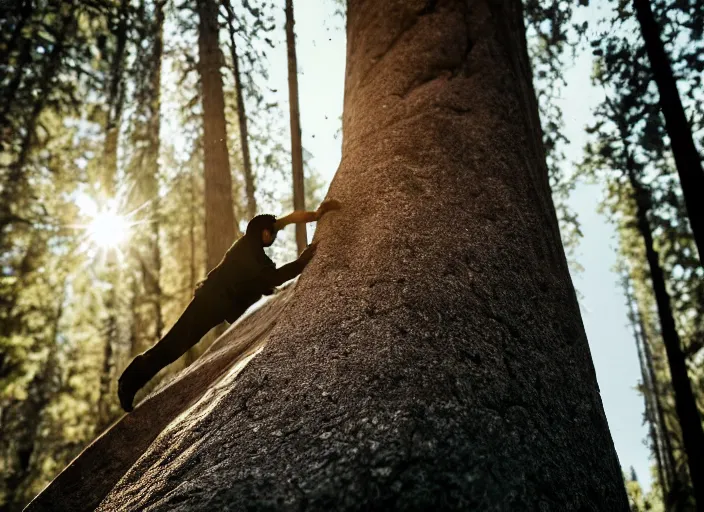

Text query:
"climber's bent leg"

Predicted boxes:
[[118, 295, 225, 412]]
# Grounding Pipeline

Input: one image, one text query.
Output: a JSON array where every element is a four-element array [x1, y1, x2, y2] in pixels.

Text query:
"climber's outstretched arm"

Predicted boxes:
[[273, 199, 341, 231], [273, 210, 316, 230], [262, 243, 318, 287]]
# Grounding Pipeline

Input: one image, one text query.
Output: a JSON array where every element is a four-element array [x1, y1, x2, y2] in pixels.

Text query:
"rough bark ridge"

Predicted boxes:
[[34, 1, 628, 510]]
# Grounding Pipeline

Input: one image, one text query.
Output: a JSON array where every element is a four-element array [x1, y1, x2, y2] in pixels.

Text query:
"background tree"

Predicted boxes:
[[123, 0, 167, 364], [632, 0, 704, 264], [584, 13, 704, 506], [222, 0, 257, 219], [286, 0, 307, 254], [196, 0, 239, 270]]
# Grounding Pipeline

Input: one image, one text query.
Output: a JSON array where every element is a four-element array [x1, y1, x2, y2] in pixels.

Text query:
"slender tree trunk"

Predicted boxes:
[[189, 165, 197, 294], [145, 0, 165, 340], [633, 0, 704, 266], [624, 276, 668, 498], [97, 290, 116, 432], [627, 166, 704, 509], [129, 277, 140, 358], [196, 0, 238, 270], [222, 0, 256, 220], [641, 315, 680, 502], [102, 0, 130, 198], [97, 2, 629, 509], [285, 0, 307, 254]]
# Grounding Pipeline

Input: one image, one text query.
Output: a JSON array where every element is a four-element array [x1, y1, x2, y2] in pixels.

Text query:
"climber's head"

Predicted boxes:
[[246, 214, 278, 247], [261, 228, 276, 247]]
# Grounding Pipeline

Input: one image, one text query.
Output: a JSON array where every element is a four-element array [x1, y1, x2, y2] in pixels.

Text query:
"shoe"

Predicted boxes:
[[118, 355, 147, 412], [118, 376, 135, 412]]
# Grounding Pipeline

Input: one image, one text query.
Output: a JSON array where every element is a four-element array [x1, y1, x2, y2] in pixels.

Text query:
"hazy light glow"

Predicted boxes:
[[72, 194, 150, 260], [86, 208, 131, 249]]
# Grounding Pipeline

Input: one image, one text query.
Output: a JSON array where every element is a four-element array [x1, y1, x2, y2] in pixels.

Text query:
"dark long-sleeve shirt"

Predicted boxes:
[[195, 223, 306, 317]]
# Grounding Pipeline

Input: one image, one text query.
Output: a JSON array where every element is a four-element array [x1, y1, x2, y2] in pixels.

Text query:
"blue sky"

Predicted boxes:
[[267, 0, 652, 489]]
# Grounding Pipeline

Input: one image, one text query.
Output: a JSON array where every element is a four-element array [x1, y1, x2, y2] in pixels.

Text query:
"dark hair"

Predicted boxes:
[[246, 214, 277, 238]]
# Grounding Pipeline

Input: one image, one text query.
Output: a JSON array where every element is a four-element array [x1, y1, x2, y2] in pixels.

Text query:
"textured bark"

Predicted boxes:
[[223, 0, 257, 220], [628, 167, 704, 509], [286, 0, 307, 254], [95, 0, 626, 509], [197, 0, 238, 271], [633, 0, 704, 266]]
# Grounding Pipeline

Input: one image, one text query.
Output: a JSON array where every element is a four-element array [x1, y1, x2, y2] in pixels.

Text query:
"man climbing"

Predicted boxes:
[[117, 199, 341, 412]]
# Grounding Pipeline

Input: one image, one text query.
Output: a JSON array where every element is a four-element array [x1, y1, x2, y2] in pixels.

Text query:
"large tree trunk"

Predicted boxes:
[[633, 0, 704, 266], [286, 0, 307, 254], [627, 167, 704, 509], [196, 0, 238, 270], [94, 1, 627, 509], [222, 0, 257, 220]]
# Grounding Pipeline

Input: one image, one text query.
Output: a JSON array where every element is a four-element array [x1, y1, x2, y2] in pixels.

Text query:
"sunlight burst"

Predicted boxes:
[[72, 193, 152, 263], [86, 208, 131, 250]]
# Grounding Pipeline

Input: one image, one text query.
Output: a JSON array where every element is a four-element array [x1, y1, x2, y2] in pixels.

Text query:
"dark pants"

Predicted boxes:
[[126, 286, 254, 391]]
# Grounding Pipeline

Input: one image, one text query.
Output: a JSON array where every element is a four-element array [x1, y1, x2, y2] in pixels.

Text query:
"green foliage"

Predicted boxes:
[[582, 0, 704, 507], [523, 0, 587, 273]]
